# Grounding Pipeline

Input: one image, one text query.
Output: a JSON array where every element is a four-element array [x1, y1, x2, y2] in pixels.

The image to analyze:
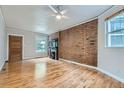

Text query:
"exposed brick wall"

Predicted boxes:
[[49, 19, 98, 67]]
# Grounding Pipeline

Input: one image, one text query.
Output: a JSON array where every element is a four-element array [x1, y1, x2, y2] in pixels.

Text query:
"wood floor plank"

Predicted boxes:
[[0, 58, 123, 88]]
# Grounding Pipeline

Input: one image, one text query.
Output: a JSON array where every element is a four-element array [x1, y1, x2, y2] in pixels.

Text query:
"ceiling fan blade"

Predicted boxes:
[[48, 5, 69, 20], [47, 12, 56, 17], [48, 5, 58, 14], [62, 15, 70, 19], [51, 14, 56, 16], [61, 10, 68, 15]]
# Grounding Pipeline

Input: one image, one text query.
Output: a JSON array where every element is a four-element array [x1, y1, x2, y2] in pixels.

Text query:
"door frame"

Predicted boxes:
[[7, 34, 24, 60]]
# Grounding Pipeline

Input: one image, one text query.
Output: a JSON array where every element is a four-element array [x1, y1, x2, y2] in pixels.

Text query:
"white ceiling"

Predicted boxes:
[[1, 5, 112, 34]]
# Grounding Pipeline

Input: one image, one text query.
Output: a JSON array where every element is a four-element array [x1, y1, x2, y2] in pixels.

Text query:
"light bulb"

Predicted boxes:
[[56, 14, 62, 19]]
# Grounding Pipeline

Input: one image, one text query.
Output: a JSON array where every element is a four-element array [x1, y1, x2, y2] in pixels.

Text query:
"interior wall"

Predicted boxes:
[[49, 32, 60, 41], [6, 27, 48, 60], [49, 19, 97, 66], [98, 5, 124, 80], [0, 7, 7, 69]]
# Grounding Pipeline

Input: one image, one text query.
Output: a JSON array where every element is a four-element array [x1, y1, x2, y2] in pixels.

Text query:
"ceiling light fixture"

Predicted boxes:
[[48, 5, 68, 20], [56, 13, 62, 20]]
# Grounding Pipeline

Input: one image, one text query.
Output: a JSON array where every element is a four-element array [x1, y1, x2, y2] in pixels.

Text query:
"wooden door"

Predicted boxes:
[[9, 35, 23, 62]]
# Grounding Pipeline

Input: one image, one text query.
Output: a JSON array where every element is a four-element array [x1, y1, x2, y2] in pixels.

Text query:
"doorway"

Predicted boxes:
[[9, 35, 23, 62]]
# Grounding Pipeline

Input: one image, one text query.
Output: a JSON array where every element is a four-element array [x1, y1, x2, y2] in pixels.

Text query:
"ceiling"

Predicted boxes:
[[1, 5, 112, 34]]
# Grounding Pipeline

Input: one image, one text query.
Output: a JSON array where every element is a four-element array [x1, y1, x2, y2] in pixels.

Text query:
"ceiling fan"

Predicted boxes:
[[48, 5, 69, 20]]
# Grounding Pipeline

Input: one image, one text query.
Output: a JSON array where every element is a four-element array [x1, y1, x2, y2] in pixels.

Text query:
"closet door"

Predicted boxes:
[[9, 35, 23, 62]]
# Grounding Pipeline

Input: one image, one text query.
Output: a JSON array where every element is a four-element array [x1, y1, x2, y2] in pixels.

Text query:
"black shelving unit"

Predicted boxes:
[[48, 38, 58, 60]]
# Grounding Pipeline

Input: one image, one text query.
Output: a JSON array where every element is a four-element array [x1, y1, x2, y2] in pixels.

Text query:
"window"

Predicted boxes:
[[106, 10, 124, 47], [36, 40, 46, 52]]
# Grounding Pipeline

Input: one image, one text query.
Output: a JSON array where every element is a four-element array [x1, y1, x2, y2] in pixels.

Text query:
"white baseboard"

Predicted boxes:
[[97, 68, 124, 83], [0, 61, 5, 71], [59, 58, 97, 70], [59, 58, 124, 83]]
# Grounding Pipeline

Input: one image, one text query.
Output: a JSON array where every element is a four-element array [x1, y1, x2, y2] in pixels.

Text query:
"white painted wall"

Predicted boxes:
[[0, 7, 7, 70], [98, 5, 124, 80], [6, 27, 48, 60]]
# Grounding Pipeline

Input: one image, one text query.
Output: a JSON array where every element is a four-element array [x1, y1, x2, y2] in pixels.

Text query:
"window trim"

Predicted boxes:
[[36, 40, 46, 53], [105, 8, 124, 21], [108, 34, 124, 47], [105, 9, 124, 48]]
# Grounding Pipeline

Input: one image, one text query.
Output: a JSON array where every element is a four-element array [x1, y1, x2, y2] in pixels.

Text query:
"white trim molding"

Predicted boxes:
[[53, 17, 98, 34], [7, 33, 24, 60], [53, 6, 113, 34], [59, 58, 97, 70], [98, 68, 124, 83], [0, 61, 5, 71], [59, 58, 124, 83]]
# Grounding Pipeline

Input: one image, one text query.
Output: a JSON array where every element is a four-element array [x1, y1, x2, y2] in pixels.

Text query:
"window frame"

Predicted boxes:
[[108, 34, 124, 47], [36, 40, 46, 53], [105, 9, 124, 48]]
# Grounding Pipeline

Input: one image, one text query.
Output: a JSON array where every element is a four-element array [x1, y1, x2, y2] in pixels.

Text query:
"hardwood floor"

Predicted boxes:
[[0, 58, 123, 88]]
